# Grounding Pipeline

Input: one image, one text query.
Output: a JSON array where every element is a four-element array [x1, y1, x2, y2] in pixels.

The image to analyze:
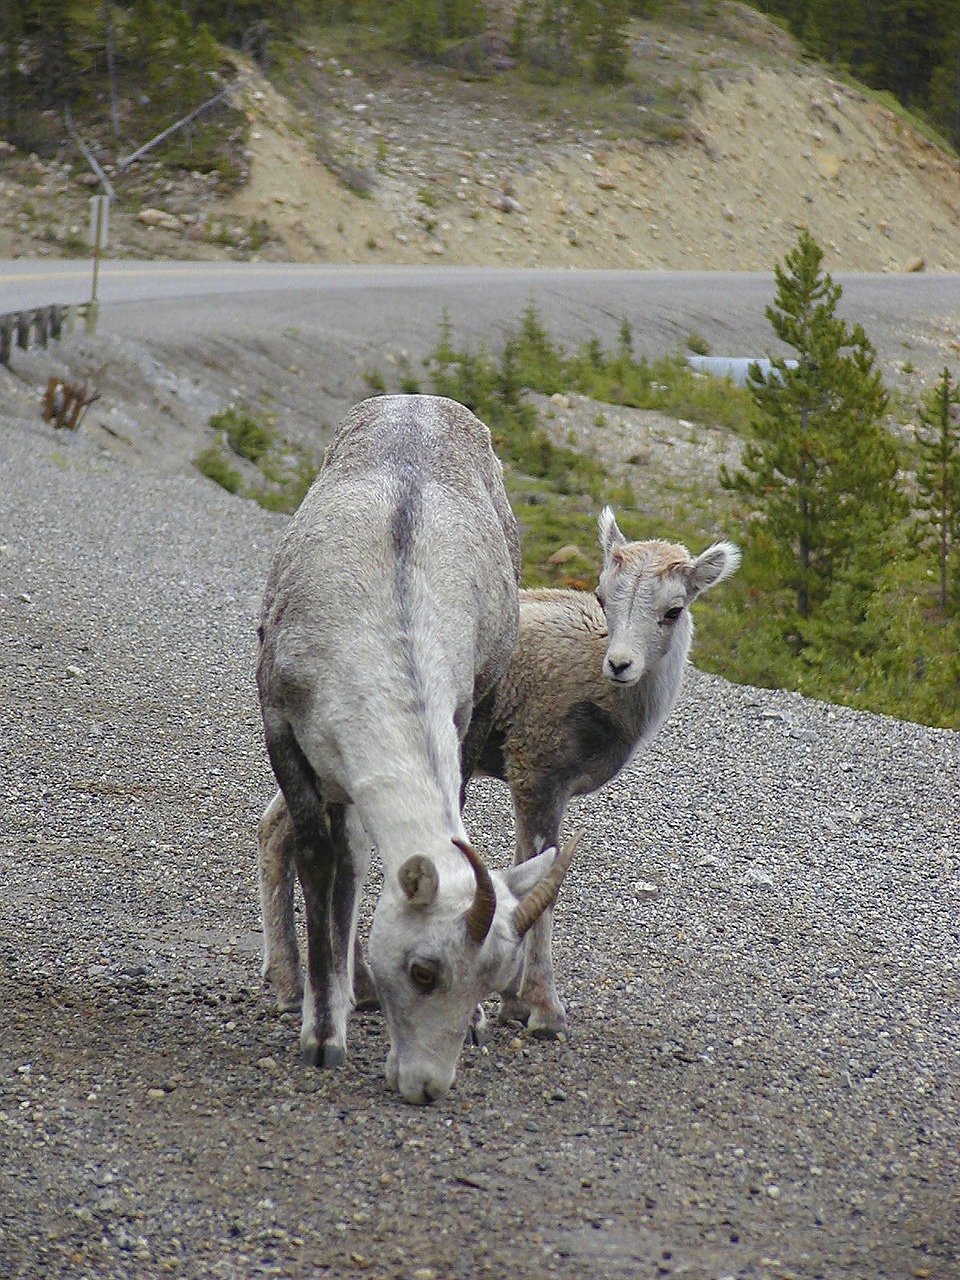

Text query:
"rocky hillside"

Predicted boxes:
[[2, 4, 959, 273]]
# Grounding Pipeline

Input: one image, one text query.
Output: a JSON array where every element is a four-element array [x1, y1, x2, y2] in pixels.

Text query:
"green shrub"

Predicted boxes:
[[194, 444, 243, 494], [211, 405, 273, 462]]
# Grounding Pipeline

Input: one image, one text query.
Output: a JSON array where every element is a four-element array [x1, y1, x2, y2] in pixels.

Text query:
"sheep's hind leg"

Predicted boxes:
[[258, 791, 303, 1013]]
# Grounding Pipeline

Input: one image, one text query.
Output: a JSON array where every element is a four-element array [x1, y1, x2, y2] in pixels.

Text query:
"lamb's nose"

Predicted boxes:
[[606, 656, 632, 678]]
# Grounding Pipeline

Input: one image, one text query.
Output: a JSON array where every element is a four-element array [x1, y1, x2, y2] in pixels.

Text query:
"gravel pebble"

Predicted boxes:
[[1, 414, 958, 1280]]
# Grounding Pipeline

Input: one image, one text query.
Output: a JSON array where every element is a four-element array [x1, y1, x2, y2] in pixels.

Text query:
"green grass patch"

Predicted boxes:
[[195, 405, 320, 514]]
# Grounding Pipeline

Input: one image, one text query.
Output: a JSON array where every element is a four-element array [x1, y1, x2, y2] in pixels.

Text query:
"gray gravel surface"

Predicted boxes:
[[1, 411, 959, 1280]]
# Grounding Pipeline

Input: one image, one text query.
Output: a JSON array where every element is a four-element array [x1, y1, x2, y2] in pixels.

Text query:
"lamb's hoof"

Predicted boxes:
[[263, 970, 303, 1014]]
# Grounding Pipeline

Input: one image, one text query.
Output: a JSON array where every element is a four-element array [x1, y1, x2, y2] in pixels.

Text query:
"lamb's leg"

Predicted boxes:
[[258, 791, 303, 1013], [498, 790, 569, 1039]]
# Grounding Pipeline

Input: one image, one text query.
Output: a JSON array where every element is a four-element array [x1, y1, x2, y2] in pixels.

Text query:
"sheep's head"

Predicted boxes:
[[367, 834, 580, 1105], [596, 506, 741, 685]]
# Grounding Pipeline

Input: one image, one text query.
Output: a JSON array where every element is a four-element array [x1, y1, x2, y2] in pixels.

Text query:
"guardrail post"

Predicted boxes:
[[0, 304, 74, 363], [15, 312, 31, 350]]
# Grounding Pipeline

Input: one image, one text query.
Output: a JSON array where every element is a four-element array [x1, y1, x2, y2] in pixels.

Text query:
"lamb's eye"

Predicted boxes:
[[662, 606, 684, 624], [410, 962, 437, 992]]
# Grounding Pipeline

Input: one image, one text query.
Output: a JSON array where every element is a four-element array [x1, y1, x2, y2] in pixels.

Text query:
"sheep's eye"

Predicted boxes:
[[662, 606, 684, 624], [410, 962, 437, 992]]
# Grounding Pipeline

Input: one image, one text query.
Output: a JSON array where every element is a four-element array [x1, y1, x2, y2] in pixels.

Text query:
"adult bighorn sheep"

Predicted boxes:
[[260, 504, 739, 1046], [256, 394, 577, 1105]]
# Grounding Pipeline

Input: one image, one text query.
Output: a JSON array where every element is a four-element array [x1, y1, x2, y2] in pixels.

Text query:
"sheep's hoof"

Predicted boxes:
[[301, 1041, 347, 1069], [322, 1042, 347, 1069], [527, 1010, 568, 1041], [467, 1004, 488, 1048], [497, 994, 531, 1026]]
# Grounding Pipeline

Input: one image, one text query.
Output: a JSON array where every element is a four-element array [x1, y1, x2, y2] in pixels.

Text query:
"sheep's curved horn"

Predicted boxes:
[[452, 838, 497, 946], [512, 831, 583, 939]]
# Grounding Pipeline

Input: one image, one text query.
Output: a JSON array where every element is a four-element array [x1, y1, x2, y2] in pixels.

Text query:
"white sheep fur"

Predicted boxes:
[[256, 393, 578, 1105], [260, 504, 739, 1045]]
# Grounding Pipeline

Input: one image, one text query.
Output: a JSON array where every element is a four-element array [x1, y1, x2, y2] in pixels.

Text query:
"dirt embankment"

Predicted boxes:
[[227, 61, 960, 274], [2, 5, 958, 273]]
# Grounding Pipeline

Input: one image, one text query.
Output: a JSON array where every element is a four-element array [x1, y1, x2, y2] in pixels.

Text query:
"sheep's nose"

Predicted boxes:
[[605, 655, 633, 679]]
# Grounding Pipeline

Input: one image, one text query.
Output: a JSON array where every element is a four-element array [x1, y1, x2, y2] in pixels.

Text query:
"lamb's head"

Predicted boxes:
[[596, 506, 741, 686], [367, 834, 580, 1105]]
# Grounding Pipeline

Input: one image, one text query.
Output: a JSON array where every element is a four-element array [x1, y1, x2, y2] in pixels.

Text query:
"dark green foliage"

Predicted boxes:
[[389, 0, 487, 59], [519, 0, 630, 83], [706, 231, 960, 726], [913, 366, 960, 609], [425, 302, 751, 496], [756, 0, 960, 149], [721, 230, 905, 630]]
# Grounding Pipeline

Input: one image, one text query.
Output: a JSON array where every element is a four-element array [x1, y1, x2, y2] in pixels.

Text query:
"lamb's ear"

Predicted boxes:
[[598, 506, 627, 561], [688, 541, 741, 597], [398, 856, 439, 909]]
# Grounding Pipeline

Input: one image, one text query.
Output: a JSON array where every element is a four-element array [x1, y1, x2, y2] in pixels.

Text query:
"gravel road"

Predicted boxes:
[[2, 408, 959, 1280]]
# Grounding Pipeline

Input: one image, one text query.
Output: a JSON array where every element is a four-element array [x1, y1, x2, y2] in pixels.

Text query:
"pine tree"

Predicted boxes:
[[914, 366, 960, 609], [589, 0, 630, 84], [721, 230, 905, 631]]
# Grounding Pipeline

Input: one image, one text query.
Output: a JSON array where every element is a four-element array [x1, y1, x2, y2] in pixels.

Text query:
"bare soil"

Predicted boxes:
[[2, 4, 959, 275]]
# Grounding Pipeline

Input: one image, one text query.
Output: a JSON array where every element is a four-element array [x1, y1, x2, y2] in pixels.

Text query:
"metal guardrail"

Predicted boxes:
[[0, 303, 90, 367], [686, 355, 799, 385]]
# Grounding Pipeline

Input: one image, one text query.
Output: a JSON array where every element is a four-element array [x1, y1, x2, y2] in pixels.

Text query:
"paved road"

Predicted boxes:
[[3, 260, 959, 383]]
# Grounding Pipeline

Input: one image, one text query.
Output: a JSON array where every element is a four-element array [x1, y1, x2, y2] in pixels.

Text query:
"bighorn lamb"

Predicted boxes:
[[256, 394, 577, 1105], [260, 504, 739, 1044], [478, 506, 740, 1036]]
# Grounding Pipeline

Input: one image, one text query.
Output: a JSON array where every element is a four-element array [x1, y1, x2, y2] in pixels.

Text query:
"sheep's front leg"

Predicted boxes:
[[343, 807, 377, 1010], [297, 801, 370, 1068], [498, 793, 569, 1039], [258, 791, 303, 1013]]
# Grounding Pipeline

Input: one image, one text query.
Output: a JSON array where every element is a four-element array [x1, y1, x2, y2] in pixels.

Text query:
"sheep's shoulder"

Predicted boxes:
[[518, 588, 608, 643], [489, 589, 611, 773]]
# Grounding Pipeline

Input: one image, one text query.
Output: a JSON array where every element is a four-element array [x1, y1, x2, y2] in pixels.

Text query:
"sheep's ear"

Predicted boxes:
[[598, 506, 626, 561], [688, 541, 741, 597], [398, 856, 439, 909]]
